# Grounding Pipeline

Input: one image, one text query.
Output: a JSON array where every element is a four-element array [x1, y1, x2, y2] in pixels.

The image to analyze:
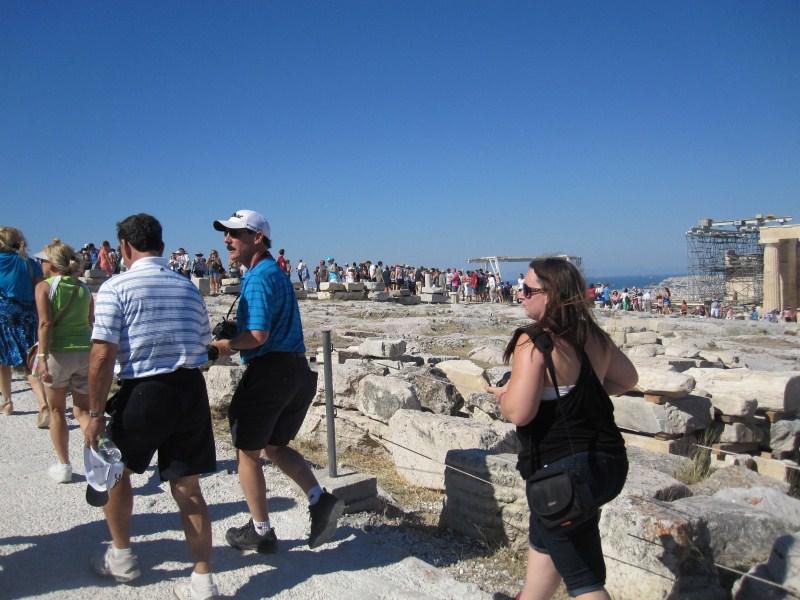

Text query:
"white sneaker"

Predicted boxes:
[[173, 582, 220, 599], [89, 545, 141, 583], [48, 463, 72, 483]]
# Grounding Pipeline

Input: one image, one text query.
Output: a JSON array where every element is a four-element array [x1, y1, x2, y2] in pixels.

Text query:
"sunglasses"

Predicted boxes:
[[521, 283, 547, 298], [225, 228, 254, 239]]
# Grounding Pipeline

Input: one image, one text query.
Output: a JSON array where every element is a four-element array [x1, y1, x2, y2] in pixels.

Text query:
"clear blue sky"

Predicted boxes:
[[2, 1, 798, 277]]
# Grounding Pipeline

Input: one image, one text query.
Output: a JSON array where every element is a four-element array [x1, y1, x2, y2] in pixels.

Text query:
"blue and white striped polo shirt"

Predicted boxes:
[[92, 256, 211, 379], [237, 257, 305, 363]]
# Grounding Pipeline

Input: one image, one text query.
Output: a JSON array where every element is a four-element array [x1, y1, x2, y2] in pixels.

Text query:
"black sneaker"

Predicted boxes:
[[225, 519, 278, 553], [308, 491, 345, 549]]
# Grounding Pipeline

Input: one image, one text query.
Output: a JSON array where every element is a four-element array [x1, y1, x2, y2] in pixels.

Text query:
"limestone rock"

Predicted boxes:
[[684, 368, 800, 413], [690, 465, 790, 496], [356, 375, 421, 424], [634, 367, 695, 399], [387, 409, 516, 489], [770, 419, 800, 454], [732, 532, 800, 600], [601, 495, 726, 600], [709, 394, 758, 418], [436, 360, 489, 400], [626, 330, 659, 345], [612, 394, 713, 436], [463, 392, 503, 422], [621, 462, 693, 501], [203, 365, 246, 408], [397, 367, 463, 415], [671, 495, 793, 581], [625, 445, 694, 479], [467, 343, 506, 366], [297, 405, 387, 453], [720, 422, 764, 444], [440, 450, 527, 546], [627, 344, 663, 357], [714, 486, 800, 529], [367, 291, 389, 301], [313, 363, 384, 410], [664, 345, 703, 358], [357, 338, 407, 359], [320, 282, 344, 291]]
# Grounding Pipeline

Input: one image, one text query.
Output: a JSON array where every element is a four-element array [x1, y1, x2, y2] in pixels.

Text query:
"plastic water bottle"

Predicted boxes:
[[98, 438, 122, 462]]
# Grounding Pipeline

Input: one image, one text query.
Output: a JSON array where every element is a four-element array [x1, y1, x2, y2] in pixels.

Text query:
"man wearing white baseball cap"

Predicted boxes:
[[210, 209, 344, 555]]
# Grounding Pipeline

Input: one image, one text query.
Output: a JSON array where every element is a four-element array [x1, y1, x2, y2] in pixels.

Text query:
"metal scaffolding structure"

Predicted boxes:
[[685, 215, 791, 306], [466, 255, 582, 281]]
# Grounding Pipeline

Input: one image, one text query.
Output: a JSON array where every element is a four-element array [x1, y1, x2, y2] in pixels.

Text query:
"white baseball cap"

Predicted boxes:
[[213, 210, 271, 238], [84, 446, 124, 507]]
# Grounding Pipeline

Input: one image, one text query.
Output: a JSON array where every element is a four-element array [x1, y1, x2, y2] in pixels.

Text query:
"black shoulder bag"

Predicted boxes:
[[526, 332, 597, 532]]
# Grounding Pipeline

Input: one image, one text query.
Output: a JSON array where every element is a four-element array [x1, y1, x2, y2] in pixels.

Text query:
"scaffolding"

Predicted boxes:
[[466, 255, 582, 282], [685, 215, 791, 306]]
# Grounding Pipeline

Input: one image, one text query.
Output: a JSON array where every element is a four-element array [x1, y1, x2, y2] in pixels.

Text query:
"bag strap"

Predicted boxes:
[[532, 331, 581, 470], [49, 278, 82, 328]]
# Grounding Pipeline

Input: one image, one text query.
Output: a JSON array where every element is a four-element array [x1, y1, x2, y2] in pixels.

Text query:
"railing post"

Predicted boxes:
[[322, 330, 337, 477]]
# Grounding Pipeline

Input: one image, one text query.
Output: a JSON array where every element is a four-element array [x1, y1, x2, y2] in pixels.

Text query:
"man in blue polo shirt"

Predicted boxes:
[[210, 209, 343, 554]]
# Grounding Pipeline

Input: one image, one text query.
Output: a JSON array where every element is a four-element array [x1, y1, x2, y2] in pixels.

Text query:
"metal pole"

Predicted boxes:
[[322, 330, 337, 477]]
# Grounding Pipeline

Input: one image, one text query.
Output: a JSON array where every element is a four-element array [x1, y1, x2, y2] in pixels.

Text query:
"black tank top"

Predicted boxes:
[[516, 335, 625, 479]]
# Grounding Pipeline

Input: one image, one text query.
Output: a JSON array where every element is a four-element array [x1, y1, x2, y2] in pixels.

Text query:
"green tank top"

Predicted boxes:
[[47, 275, 92, 352]]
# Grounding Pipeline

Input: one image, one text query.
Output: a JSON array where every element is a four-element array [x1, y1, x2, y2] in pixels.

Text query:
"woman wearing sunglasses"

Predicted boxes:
[[487, 257, 638, 600]]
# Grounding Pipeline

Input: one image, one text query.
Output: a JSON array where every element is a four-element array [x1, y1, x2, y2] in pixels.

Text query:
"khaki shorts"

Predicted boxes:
[[43, 351, 90, 394]]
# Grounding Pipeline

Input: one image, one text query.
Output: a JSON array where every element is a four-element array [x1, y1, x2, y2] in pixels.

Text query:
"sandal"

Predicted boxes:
[[37, 406, 50, 429], [1, 402, 12, 416]]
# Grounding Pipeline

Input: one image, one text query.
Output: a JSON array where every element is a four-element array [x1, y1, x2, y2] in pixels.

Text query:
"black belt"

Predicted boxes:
[[249, 351, 306, 362]]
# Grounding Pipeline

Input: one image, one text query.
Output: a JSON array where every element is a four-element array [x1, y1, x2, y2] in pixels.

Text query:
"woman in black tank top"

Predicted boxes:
[[486, 257, 638, 600]]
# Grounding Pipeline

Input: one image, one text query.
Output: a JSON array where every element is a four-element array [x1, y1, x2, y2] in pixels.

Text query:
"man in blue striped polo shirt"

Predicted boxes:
[[210, 209, 344, 555], [84, 213, 219, 600]]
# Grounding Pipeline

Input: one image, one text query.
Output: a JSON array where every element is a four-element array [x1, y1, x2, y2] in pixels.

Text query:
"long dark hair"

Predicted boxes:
[[503, 257, 610, 363]]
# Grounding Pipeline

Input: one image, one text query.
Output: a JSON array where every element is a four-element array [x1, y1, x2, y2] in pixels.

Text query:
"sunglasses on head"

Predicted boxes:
[[521, 283, 547, 298], [225, 228, 254, 239]]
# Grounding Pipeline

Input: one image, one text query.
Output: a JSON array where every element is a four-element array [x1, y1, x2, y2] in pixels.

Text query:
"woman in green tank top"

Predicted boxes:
[[34, 240, 94, 484]]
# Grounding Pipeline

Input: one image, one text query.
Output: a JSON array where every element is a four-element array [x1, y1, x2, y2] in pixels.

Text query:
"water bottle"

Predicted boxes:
[[98, 438, 122, 463]]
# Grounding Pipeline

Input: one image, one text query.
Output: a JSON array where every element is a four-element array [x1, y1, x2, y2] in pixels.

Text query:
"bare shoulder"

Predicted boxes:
[[584, 331, 613, 379]]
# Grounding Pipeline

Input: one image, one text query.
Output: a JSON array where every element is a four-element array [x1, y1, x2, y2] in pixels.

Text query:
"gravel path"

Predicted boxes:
[[0, 372, 490, 599]]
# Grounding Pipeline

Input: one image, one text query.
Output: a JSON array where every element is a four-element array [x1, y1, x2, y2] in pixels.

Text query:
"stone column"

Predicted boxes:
[[763, 242, 782, 312], [786, 238, 798, 310]]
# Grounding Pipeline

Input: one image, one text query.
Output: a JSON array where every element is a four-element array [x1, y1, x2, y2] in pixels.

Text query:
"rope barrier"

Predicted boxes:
[[319, 341, 800, 595]]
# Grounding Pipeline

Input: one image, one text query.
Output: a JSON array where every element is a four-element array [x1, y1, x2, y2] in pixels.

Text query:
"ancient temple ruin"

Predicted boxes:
[[686, 215, 797, 308]]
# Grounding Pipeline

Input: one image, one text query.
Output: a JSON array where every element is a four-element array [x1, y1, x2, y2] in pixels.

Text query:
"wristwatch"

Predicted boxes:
[[89, 410, 104, 418]]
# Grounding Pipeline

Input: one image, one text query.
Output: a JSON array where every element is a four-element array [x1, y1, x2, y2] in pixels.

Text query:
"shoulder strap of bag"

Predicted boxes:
[[49, 277, 81, 328], [532, 331, 581, 468]]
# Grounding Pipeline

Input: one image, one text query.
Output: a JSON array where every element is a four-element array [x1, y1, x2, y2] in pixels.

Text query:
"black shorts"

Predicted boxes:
[[107, 368, 217, 481], [229, 353, 318, 451]]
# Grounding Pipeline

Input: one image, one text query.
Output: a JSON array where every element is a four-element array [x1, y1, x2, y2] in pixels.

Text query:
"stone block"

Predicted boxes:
[[295, 289, 308, 300], [193, 277, 211, 295], [387, 409, 517, 490], [345, 291, 365, 300], [420, 293, 448, 303], [363, 281, 386, 291], [684, 368, 800, 413], [357, 339, 407, 359], [203, 365, 246, 408], [601, 495, 726, 600], [399, 367, 463, 415], [314, 468, 380, 514], [420, 286, 446, 294], [690, 465, 790, 496], [356, 375, 421, 423], [770, 419, 800, 454], [626, 331, 658, 345], [221, 285, 241, 294], [440, 450, 528, 546], [84, 269, 107, 278], [714, 486, 800, 530], [343, 282, 365, 292], [292, 281, 303, 290], [732, 532, 800, 600], [390, 289, 410, 297], [612, 394, 713, 436], [317, 291, 347, 301], [390, 295, 421, 305], [627, 344, 662, 357], [320, 282, 345, 291], [436, 360, 488, 400], [220, 277, 240, 286], [297, 406, 388, 454], [709, 394, 758, 418], [752, 455, 800, 486], [621, 462, 692, 500], [664, 345, 703, 358], [634, 367, 695, 399], [368, 291, 389, 301], [720, 422, 764, 444]]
